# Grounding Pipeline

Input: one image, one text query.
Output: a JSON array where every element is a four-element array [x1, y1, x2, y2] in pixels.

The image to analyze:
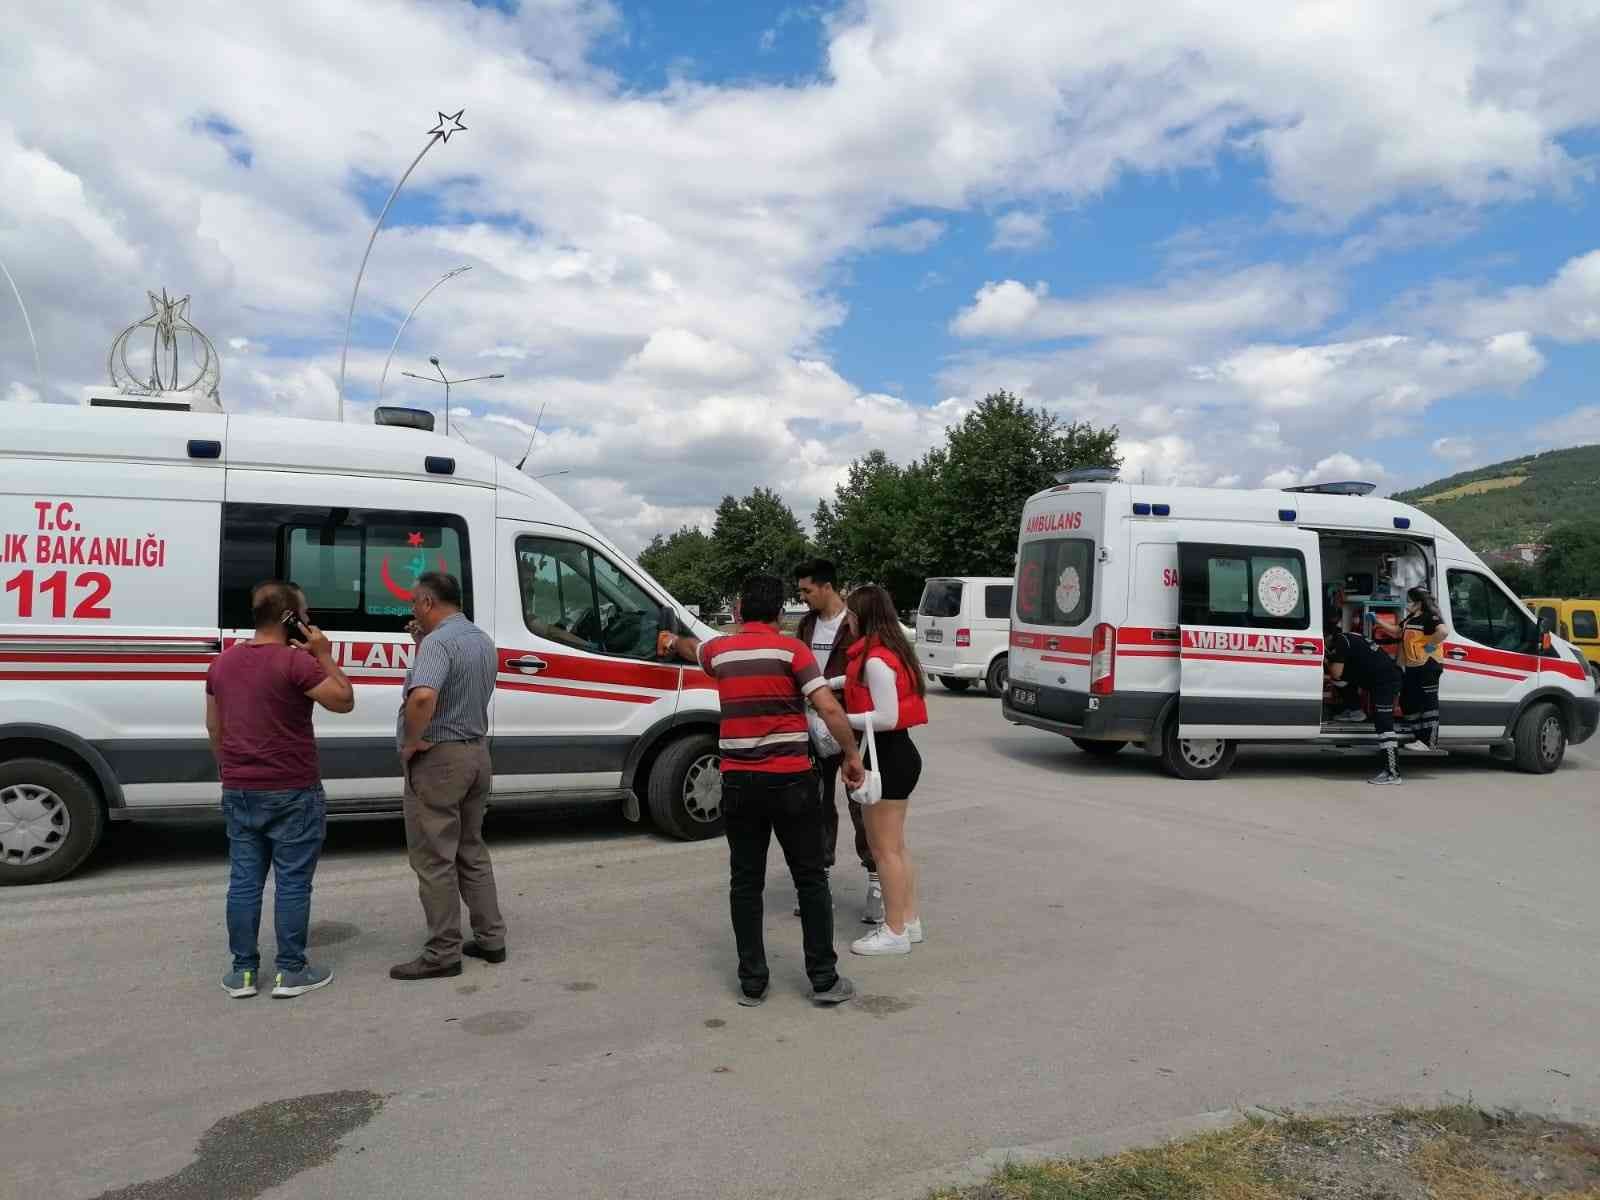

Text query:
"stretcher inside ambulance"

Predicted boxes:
[[1002, 472, 1599, 781]]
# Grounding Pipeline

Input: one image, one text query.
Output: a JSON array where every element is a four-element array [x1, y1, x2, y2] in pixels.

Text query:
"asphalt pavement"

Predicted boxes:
[[3, 692, 1597, 1200]]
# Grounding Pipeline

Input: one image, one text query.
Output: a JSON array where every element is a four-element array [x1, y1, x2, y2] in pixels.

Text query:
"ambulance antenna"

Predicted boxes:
[[516, 402, 546, 471]]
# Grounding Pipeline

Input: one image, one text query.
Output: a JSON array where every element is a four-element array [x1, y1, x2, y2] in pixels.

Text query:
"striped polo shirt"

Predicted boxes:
[[697, 623, 825, 775], [396, 612, 497, 746]]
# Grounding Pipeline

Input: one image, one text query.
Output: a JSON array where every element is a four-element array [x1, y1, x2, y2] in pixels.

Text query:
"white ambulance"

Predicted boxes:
[[1003, 469, 1599, 780], [0, 403, 723, 885]]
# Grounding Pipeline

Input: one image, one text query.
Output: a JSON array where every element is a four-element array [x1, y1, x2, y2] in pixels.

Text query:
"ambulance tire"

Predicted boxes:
[[0, 757, 105, 886], [1511, 701, 1565, 774], [1158, 719, 1236, 781], [985, 657, 1009, 696], [939, 677, 972, 693], [646, 733, 725, 841], [1070, 737, 1126, 757]]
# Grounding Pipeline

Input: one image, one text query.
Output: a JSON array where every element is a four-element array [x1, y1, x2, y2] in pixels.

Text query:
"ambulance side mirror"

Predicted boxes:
[[1538, 609, 1556, 652]]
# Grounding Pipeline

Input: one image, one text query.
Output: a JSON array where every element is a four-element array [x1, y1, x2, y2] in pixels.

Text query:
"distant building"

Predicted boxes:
[[1485, 543, 1549, 566]]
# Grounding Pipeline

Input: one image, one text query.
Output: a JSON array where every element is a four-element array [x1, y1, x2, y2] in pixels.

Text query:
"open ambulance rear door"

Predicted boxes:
[[1176, 525, 1324, 740]]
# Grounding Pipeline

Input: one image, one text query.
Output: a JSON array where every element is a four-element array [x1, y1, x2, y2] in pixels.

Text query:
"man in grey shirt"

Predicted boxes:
[[390, 571, 508, 981]]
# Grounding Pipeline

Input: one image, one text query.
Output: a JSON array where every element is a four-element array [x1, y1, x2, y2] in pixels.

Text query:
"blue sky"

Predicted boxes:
[[5, 0, 1600, 546]]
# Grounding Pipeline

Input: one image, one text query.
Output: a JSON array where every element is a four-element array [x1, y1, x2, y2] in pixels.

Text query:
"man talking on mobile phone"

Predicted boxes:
[[205, 580, 354, 1000]]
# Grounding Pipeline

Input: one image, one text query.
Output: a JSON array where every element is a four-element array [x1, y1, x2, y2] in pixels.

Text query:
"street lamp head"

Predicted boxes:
[[489, 373, 506, 380], [428, 355, 440, 366]]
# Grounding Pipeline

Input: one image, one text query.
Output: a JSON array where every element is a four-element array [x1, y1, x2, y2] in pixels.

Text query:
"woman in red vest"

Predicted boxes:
[[837, 585, 929, 956]]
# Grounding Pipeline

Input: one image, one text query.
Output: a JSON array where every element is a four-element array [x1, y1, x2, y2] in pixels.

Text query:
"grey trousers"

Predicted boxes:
[[403, 740, 507, 964]]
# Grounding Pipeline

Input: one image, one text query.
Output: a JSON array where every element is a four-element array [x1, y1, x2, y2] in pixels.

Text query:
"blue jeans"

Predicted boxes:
[[222, 787, 327, 974]]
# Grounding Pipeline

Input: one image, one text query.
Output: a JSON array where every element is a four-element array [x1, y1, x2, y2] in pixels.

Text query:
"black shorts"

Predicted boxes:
[[864, 728, 922, 802]]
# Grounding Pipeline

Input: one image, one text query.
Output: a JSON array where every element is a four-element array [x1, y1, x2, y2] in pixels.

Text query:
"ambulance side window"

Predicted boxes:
[[1178, 544, 1308, 631], [516, 536, 658, 660], [219, 504, 471, 632], [1446, 569, 1535, 653]]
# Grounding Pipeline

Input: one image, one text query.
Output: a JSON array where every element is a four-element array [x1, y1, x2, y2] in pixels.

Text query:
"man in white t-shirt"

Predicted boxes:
[[793, 559, 882, 924]]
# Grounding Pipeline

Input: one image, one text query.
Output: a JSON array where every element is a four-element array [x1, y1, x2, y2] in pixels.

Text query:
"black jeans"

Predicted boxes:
[[817, 753, 875, 873], [723, 769, 838, 997]]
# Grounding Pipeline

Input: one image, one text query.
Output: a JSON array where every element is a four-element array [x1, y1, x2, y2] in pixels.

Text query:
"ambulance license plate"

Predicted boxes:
[[1010, 686, 1037, 708], [924, 629, 942, 643]]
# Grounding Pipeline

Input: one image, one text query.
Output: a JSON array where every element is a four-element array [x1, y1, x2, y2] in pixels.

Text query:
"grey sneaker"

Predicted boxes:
[[221, 969, 258, 999], [861, 873, 885, 925], [1367, 768, 1403, 786], [810, 975, 855, 1006], [271, 964, 334, 998], [737, 986, 768, 1008]]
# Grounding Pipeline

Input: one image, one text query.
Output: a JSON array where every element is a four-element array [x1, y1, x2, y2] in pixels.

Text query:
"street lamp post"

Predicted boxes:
[[399, 355, 504, 439], [0, 252, 43, 397], [378, 266, 471, 404], [337, 109, 467, 421]]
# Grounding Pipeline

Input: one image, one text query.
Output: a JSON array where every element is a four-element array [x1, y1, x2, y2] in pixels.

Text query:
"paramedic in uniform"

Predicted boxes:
[[1325, 607, 1406, 786], [390, 571, 509, 981], [661, 574, 865, 1008]]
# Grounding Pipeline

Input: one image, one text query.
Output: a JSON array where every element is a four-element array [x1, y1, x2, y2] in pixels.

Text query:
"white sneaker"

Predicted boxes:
[[851, 924, 912, 956], [906, 918, 924, 944]]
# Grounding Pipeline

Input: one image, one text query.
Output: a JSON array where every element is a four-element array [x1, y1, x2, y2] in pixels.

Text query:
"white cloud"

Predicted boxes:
[[1261, 453, 1387, 490], [625, 328, 758, 383], [862, 218, 946, 253], [3, 0, 1598, 547], [990, 211, 1050, 251], [1429, 249, 1600, 344], [952, 265, 1340, 342], [1431, 436, 1479, 464], [1532, 405, 1600, 453]]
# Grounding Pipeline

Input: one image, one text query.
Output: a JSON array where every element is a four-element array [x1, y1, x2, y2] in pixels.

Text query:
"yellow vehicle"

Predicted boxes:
[[1526, 598, 1600, 682]]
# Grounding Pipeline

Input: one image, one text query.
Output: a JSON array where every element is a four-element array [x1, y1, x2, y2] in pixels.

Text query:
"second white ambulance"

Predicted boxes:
[[1003, 469, 1599, 779]]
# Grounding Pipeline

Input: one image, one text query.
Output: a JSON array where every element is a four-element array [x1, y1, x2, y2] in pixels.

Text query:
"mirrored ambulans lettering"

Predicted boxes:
[[1024, 511, 1083, 534], [1183, 630, 1300, 655]]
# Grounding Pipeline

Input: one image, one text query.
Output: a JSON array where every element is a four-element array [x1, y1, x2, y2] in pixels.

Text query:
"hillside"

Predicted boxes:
[[1392, 443, 1600, 555]]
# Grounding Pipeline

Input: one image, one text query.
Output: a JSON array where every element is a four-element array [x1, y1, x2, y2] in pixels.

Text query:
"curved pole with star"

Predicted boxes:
[[335, 109, 466, 422], [0, 252, 44, 398], [377, 265, 471, 405]]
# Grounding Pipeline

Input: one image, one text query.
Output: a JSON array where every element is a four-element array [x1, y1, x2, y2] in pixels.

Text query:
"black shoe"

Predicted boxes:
[[463, 941, 507, 964], [389, 956, 463, 981]]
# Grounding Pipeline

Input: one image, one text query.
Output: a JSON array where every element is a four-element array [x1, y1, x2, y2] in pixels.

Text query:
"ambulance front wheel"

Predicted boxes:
[[646, 733, 725, 841], [1158, 720, 1236, 781], [0, 757, 106, 885], [1511, 701, 1566, 774], [939, 677, 972, 693]]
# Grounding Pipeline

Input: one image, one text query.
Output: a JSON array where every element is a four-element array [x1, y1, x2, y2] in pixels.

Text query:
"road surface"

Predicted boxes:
[[2, 692, 1597, 1199]]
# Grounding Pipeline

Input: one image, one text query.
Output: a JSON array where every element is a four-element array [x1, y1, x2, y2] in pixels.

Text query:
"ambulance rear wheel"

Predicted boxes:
[[1071, 738, 1126, 758], [1512, 701, 1566, 774], [939, 677, 971, 693], [646, 733, 724, 840], [0, 758, 105, 885], [1158, 720, 1236, 781]]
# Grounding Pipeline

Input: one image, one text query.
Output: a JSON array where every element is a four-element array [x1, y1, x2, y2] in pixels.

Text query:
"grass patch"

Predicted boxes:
[[1416, 474, 1529, 503], [930, 1108, 1600, 1200]]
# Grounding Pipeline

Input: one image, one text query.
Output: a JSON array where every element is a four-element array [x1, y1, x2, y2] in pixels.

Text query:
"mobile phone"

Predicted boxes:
[[281, 610, 311, 644]]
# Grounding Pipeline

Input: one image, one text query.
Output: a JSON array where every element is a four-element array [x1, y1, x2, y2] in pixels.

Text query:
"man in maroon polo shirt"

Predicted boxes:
[[663, 574, 865, 1007], [205, 580, 354, 1000]]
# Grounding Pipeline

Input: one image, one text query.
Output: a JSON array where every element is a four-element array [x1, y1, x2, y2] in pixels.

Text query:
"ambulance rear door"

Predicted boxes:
[[1177, 524, 1324, 739]]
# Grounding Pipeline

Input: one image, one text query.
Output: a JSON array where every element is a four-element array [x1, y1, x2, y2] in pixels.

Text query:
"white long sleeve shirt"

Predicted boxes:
[[828, 657, 899, 731]]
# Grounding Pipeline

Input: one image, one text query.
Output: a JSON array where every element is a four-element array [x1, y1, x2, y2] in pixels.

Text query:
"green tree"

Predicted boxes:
[[1533, 519, 1600, 595], [812, 450, 934, 605], [921, 390, 1120, 576], [709, 487, 812, 600], [637, 526, 720, 612]]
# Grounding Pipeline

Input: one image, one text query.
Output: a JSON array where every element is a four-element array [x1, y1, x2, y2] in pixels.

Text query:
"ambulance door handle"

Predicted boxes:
[[1294, 641, 1319, 654], [1446, 649, 1468, 661], [508, 655, 548, 674], [1152, 630, 1179, 642]]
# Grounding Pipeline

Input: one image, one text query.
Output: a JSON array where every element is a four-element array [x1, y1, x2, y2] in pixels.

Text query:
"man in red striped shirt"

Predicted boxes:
[[663, 574, 865, 1007]]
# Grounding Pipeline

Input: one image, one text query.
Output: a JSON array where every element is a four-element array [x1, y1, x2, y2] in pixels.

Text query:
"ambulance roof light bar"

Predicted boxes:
[[1053, 466, 1120, 484], [374, 406, 436, 432], [1281, 481, 1377, 496]]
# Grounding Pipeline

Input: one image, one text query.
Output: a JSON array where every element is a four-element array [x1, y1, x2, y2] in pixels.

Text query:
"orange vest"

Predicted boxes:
[[843, 639, 928, 731]]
